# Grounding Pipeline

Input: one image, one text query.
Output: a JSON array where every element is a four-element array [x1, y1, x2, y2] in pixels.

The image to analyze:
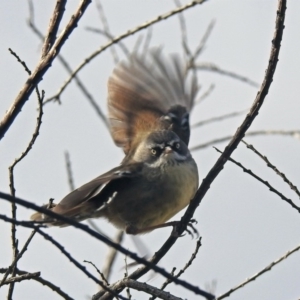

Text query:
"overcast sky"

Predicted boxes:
[[0, 1, 299, 299]]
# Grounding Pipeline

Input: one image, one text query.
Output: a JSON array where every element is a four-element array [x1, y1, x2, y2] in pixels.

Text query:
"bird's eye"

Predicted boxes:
[[151, 149, 157, 155], [151, 147, 161, 156], [175, 142, 180, 149]]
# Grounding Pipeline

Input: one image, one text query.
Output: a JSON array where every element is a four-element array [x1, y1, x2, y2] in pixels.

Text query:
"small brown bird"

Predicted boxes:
[[31, 130, 198, 234], [31, 49, 199, 234]]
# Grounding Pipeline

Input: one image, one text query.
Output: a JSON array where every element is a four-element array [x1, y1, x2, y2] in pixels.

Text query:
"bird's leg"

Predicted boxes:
[[125, 219, 198, 238]]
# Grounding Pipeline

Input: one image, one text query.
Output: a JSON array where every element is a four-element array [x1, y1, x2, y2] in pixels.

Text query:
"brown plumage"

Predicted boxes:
[[31, 50, 200, 234], [108, 48, 199, 154], [31, 131, 198, 233]]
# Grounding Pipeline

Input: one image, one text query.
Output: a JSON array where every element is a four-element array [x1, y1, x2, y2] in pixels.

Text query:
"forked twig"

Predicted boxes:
[[216, 244, 300, 299], [46, 0, 208, 102], [214, 147, 300, 212], [242, 140, 300, 199]]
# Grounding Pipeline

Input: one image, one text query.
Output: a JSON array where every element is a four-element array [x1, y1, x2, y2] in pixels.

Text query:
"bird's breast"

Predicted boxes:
[[103, 158, 198, 231]]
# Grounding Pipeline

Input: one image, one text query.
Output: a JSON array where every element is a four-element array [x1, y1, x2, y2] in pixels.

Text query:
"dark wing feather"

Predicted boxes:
[[31, 163, 143, 225], [107, 48, 199, 153]]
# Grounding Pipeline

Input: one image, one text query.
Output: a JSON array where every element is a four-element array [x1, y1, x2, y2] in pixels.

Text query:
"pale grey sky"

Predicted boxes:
[[0, 1, 299, 299]]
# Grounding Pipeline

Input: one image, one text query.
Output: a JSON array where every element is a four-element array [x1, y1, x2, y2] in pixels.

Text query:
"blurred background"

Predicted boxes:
[[0, 0, 299, 299]]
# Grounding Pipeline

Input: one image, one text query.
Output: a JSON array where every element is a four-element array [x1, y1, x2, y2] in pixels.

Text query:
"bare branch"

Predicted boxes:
[[0, 192, 215, 300], [27, 7, 108, 127], [64, 151, 75, 191], [95, 0, 119, 63], [194, 84, 215, 105], [0, 230, 37, 287], [84, 260, 109, 286], [85, 27, 130, 58], [191, 130, 300, 151], [0, 268, 74, 300], [242, 140, 300, 199], [192, 109, 248, 128], [192, 62, 259, 87], [214, 147, 300, 212], [150, 238, 202, 300], [124, 279, 183, 300], [2, 272, 40, 286], [0, 0, 92, 140], [102, 231, 124, 281], [6, 49, 44, 299], [41, 0, 67, 58], [173, 0, 191, 58], [46, 0, 208, 102], [216, 244, 300, 300], [0, 213, 128, 300], [95, 2, 287, 296], [193, 20, 216, 59]]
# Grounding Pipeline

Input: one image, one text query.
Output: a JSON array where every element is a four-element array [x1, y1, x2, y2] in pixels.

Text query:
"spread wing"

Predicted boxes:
[[107, 48, 199, 153], [31, 163, 143, 226]]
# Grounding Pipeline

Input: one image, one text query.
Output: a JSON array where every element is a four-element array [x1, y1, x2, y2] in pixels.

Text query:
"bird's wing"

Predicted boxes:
[[107, 48, 199, 153], [31, 163, 143, 224]]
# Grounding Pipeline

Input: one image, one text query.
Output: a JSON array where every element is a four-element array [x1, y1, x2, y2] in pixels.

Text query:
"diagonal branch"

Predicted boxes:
[[0, 192, 215, 300], [41, 0, 67, 58], [242, 140, 300, 199], [46, 0, 208, 102], [214, 147, 300, 212], [190, 130, 300, 152], [97, 0, 286, 298], [1, 272, 40, 286], [216, 243, 300, 299], [0, 0, 91, 141], [192, 62, 259, 87]]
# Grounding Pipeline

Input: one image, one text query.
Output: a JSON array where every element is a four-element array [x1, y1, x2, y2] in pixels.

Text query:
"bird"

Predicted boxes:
[[107, 48, 199, 155], [31, 130, 199, 234], [31, 49, 200, 234]]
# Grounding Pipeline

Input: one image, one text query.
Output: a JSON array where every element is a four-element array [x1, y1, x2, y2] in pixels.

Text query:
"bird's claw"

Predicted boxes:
[[171, 219, 199, 239]]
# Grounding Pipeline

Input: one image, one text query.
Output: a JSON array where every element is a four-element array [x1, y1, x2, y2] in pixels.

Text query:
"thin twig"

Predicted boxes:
[[124, 279, 183, 300], [190, 130, 300, 151], [0, 192, 215, 300], [1, 272, 40, 285], [193, 20, 216, 59], [0, 268, 74, 300], [124, 256, 132, 300], [216, 244, 300, 299], [173, 0, 191, 58], [214, 147, 300, 212], [7, 48, 44, 300], [192, 109, 248, 128], [46, 0, 208, 102], [0, 214, 128, 300], [242, 140, 300, 199], [150, 238, 202, 300], [102, 231, 124, 281], [95, 0, 119, 63], [0, 0, 92, 140], [64, 151, 75, 191], [84, 260, 109, 286], [194, 84, 215, 105], [95, 1, 287, 296], [27, 5, 108, 127], [41, 0, 67, 58], [193, 62, 259, 87], [85, 27, 130, 58], [0, 230, 37, 287]]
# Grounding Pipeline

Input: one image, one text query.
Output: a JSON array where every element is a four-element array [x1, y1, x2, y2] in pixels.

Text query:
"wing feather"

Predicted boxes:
[[108, 48, 199, 153]]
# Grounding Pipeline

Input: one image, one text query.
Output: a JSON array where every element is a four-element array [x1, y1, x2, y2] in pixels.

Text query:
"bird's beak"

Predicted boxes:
[[164, 146, 173, 154]]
